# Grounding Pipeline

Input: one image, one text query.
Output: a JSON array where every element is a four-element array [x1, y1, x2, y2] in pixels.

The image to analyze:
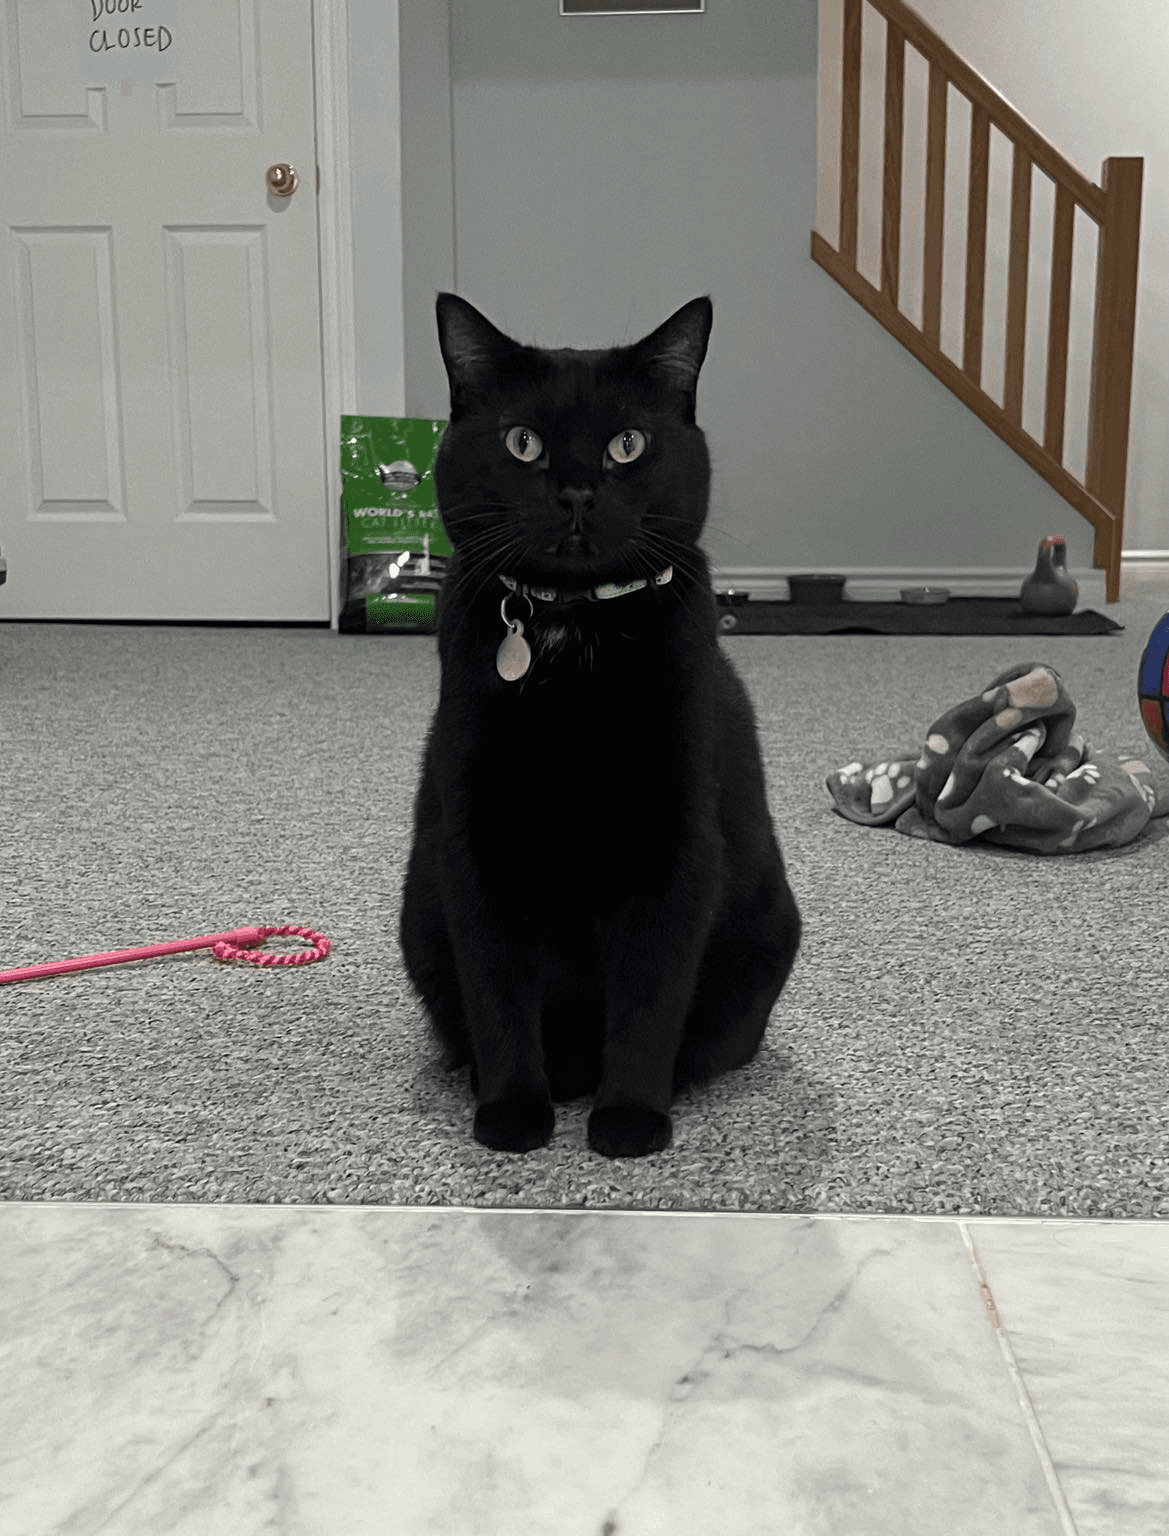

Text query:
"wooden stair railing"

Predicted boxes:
[[811, 0, 1142, 602]]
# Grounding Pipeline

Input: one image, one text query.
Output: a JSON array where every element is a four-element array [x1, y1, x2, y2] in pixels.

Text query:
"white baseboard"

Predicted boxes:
[[1122, 554, 1169, 575], [710, 564, 1119, 605]]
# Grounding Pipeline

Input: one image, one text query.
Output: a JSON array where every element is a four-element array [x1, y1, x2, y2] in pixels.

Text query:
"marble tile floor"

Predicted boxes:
[[1, 1204, 1166, 1536]]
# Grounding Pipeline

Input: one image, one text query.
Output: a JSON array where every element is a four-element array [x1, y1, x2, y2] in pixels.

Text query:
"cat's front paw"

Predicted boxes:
[[474, 1096, 555, 1154], [587, 1105, 673, 1158]]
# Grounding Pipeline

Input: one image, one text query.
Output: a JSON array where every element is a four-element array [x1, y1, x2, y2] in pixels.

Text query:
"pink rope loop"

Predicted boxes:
[[210, 925, 331, 967]]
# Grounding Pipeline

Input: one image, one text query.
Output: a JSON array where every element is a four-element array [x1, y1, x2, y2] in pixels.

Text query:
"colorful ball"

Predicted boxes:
[[1138, 612, 1169, 766]]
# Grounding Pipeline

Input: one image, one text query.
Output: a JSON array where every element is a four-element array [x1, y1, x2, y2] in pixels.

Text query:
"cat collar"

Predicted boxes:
[[498, 566, 673, 605], [495, 566, 673, 683]]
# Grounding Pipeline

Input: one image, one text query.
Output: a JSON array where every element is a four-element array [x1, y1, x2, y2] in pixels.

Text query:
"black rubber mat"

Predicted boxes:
[[715, 597, 1123, 636]]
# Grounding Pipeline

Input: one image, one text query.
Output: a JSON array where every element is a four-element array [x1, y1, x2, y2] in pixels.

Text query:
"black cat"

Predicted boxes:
[[399, 293, 801, 1158]]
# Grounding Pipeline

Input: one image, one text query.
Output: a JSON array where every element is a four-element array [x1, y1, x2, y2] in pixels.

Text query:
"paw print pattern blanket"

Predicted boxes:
[[826, 662, 1169, 854]]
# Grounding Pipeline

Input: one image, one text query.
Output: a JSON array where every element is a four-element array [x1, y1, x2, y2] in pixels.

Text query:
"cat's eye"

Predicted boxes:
[[505, 426, 543, 463], [608, 429, 646, 465]]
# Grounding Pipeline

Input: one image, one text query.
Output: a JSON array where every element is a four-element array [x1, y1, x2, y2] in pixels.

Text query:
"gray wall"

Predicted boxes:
[[348, 0, 406, 416], [350, 0, 1108, 595]]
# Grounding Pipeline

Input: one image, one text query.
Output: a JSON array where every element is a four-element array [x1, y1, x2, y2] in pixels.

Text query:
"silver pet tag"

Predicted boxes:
[[496, 598, 532, 682]]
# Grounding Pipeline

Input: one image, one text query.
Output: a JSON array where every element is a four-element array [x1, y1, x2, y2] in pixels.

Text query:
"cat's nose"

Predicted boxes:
[[557, 485, 595, 524]]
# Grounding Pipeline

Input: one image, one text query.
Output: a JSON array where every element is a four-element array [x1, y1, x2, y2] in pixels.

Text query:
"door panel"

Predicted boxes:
[[15, 227, 123, 519], [164, 226, 274, 520]]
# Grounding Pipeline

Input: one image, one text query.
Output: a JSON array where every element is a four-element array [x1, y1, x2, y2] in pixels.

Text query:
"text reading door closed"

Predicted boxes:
[[0, 0, 330, 620]]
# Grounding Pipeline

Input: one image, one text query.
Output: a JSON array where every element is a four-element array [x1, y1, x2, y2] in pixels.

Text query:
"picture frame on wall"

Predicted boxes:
[[561, 1, 704, 13]]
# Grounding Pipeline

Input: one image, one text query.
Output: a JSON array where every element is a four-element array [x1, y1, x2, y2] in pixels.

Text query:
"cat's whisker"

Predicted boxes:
[[442, 527, 533, 653], [651, 510, 759, 556], [633, 535, 724, 648], [636, 532, 704, 589]]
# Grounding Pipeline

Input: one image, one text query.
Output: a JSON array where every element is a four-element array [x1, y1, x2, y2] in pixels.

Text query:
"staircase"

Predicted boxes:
[[812, 0, 1142, 603]]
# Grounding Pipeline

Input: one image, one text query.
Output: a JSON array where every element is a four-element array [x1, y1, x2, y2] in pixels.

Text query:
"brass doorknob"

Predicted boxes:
[[266, 163, 300, 197]]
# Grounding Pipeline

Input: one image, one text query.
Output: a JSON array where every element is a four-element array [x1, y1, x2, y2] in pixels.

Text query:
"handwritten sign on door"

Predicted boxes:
[[75, 0, 179, 87]]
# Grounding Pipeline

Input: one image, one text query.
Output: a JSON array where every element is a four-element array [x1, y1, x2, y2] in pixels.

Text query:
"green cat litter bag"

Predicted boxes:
[[339, 415, 451, 632]]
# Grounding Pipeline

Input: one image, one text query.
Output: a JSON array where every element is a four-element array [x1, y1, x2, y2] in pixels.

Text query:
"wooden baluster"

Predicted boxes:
[[921, 61, 947, 347], [1043, 182, 1075, 465], [881, 17, 905, 306], [1003, 144, 1032, 425], [963, 102, 989, 386], [1086, 156, 1143, 603], [839, 0, 863, 268]]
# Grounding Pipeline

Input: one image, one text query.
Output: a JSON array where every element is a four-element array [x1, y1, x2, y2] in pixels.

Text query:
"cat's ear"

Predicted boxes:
[[632, 296, 713, 411], [435, 293, 517, 409]]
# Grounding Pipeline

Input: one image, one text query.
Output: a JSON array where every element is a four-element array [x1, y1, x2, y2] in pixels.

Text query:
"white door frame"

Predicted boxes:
[[313, 0, 361, 630]]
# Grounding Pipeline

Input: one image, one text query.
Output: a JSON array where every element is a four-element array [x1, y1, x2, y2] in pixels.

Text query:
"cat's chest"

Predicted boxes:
[[525, 611, 602, 664], [454, 611, 696, 878], [487, 617, 681, 778], [475, 660, 686, 879], [507, 613, 666, 713]]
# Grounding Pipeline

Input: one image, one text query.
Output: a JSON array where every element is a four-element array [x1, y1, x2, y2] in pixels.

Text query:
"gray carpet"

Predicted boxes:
[[3, 574, 1169, 1218]]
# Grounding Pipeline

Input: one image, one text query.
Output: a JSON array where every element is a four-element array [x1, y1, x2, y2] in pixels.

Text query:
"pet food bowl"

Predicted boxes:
[[900, 586, 951, 604], [788, 574, 846, 604]]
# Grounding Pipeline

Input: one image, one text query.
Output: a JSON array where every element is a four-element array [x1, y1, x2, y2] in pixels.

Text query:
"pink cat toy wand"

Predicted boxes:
[[0, 924, 331, 985]]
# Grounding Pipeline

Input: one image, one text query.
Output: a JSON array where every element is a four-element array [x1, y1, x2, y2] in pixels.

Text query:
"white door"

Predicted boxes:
[[0, 0, 331, 621]]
